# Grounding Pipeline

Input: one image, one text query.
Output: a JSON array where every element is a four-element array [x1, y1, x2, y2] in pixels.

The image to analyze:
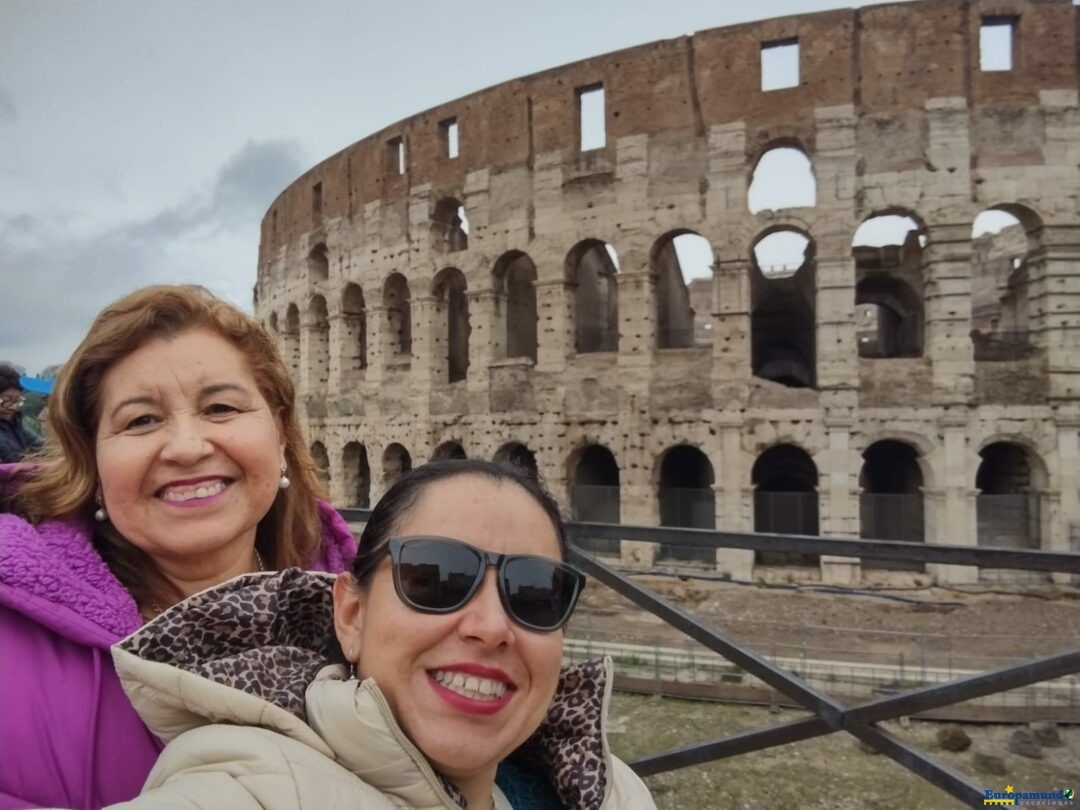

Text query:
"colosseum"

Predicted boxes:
[[255, 0, 1080, 585]]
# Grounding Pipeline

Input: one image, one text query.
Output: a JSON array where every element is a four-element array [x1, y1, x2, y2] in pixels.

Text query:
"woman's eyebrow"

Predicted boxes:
[[201, 383, 249, 397], [109, 396, 157, 420]]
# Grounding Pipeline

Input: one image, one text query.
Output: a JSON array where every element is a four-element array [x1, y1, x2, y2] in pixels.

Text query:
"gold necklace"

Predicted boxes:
[[145, 549, 266, 619]]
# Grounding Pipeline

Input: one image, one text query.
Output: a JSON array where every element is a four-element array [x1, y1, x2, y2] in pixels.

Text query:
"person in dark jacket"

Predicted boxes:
[[0, 364, 43, 463]]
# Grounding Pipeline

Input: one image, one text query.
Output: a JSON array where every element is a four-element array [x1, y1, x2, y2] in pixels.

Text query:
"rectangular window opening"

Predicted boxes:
[[388, 137, 406, 175], [441, 118, 459, 159], [312, 182, 322, 217], [980, 16, 1016, 72], [761, 39, 800, 91], [577, 84, 606, 152]]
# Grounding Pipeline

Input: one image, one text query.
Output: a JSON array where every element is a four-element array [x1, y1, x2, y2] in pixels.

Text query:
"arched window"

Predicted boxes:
[[341, 284, 367, 379], [748, 145, 816, 213], [306, 295, 329, 391], [342, 442, 370, 508], [382, 273, 412, 358], [567, 240, 619, 353], [652, 232, 714, 349], [750, 229, 815, 388], [860, 441, 924, 571], [853, 213, 926, 359], [970, 207, 1040, 360], [976, 442, 1045, 584], [431, 198, 468, 253], [382, 443, 412, 488], [752, 444, 819, 566], [494, 251, 538, 362], [570, 444, 620, 554], [658, 445, 715, 562], [432, 267, 470, 383], [308, 243, 329, 282]]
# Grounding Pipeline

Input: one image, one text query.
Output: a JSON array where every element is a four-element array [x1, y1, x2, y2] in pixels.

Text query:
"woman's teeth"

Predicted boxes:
[[161, 480, 227, 502], [431, 670, 509, 700]]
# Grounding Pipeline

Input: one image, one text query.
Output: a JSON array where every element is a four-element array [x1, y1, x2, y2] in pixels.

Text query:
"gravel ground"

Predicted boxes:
[[607, 695, 1080, 810]]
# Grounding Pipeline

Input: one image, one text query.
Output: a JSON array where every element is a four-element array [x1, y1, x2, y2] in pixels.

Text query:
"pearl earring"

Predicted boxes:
[[279, 463, 291, 490], [94, 493, 107, 522]]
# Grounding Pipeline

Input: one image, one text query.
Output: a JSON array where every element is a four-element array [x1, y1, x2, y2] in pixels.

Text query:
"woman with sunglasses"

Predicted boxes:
[[108, 460, 655, 809]]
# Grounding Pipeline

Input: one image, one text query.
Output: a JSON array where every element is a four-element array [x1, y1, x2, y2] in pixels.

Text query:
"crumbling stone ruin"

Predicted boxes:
[[255, 0, 1080, 585]]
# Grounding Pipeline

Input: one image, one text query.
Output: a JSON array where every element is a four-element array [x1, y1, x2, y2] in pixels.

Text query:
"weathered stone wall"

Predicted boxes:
[[256, 0, 1080, 585]]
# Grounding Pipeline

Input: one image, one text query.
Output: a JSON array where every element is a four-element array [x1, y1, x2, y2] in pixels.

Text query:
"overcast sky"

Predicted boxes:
[[0, 0, 961, 374]]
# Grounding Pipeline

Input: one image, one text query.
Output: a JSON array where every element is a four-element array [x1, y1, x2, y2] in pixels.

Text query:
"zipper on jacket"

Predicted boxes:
[[362, 680, 465, 809]]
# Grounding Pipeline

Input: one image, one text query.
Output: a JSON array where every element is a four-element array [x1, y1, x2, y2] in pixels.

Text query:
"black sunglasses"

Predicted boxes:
[[357, 536, 585, 632]]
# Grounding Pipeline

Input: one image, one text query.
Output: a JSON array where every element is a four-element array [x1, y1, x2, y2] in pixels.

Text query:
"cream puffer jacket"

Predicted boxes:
[[106, 569, 656, 810]]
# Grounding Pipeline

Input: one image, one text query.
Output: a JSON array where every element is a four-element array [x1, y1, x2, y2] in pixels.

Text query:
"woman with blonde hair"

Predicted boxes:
[[0, 285, 356, 810]]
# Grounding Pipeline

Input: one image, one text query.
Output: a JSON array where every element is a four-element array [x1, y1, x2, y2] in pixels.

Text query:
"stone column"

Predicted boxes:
[[711, 257, 752, 398], [928, 414, 978, 584], [1036, 224, 1080, 402], [467, 287, 499, 393], [716, 417, 753, 580], [923, 223, 976, 405], [410, 295, 437, 391], [366, 305, 388, 384], [615, 269, 656, 367], [1053, 417, 1080, 585], [535, 279, 572, 374], [619, 477, 659, 568], [819, 417, 861, 586]]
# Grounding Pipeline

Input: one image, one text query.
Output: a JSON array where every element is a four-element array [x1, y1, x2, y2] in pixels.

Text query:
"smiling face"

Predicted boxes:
[[334, 474, 565, 786], [94, 328, 285, 573]]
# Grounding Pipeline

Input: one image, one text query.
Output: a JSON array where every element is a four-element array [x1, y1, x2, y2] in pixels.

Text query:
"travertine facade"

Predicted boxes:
[[256, 0, 1080, 584]]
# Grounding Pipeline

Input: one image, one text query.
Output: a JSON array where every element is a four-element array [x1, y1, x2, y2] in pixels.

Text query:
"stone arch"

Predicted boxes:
[[657, 444, 716, 562], [975, 440, 1048, 582], [752, 443, 819, 566], [494, 251, 539, 362], [431, 197, 468, 254], [857, 430, 938, 491], [432, 266, 470, 383], [651, 230, 715, 349], [747, 141, 816, 213], [566, 239, 619, 354], [310, 441, 330, 492], [750, 227, 816, 388], [855, 275, 924, 358], [382, 443, 412, 488], [493, 441, 539, 478], [308, 243, 329, 283], [341, 283, 367, 377], [306, 295, 330, 391], [431, 440, 467, 461], [382, 273, 412, 358], [569, 443, 621, 554], [860, 440, 925, 570], [342, 441, 370, 508], [970, 203, 1045, 358]]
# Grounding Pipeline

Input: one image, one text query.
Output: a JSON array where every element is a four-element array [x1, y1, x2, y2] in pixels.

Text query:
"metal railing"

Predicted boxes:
[[337, 507, 1080, 808], [562, 521, 1080, 809]]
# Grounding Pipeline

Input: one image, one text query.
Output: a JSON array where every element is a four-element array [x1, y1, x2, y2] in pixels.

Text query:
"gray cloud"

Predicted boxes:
[[0, 138, 305, 373]]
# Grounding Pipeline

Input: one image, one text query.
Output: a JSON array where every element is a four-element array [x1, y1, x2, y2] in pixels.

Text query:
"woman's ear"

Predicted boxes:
[[333, 572, 365, 665]]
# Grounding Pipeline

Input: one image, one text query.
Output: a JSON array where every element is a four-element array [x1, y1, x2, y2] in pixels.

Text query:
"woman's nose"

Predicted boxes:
[[159, 416, 213, 464], [456, 570, 515, 647]]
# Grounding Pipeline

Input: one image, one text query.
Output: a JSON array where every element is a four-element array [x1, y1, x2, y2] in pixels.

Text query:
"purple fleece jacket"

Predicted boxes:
[[0, 465, 357, 810]]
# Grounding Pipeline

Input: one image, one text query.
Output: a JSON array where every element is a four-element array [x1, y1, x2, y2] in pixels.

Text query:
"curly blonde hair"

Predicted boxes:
[[17, 285, 326, 609]]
